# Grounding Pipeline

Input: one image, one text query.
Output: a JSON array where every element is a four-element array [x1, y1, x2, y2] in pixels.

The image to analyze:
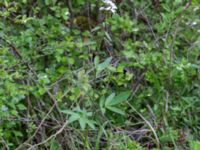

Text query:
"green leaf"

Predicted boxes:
[[17, 104, 26, 110], [100, 96, 106, 114], [105, 32, 112, 42], [190, 141, 200, 150], [109, 91, 131, 106], [79, 118, 86, 129], [85, 119, 96, 130], [94, 56, 100, 67], [96, 57, 112, 75], [106, 106, 125, 115], [61, 110, 75, 115], [50, 139, 62, 150], [68, 114, 80, 124], [105, 93, 115, 106], [45, 0, 51, 5]]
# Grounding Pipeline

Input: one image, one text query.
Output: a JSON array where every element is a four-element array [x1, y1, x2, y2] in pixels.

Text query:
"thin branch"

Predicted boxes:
[[127, 102, 160, 149], [15, 102, 57, 150], [176, 0, 192, 20], [27, 120, 68, 150]]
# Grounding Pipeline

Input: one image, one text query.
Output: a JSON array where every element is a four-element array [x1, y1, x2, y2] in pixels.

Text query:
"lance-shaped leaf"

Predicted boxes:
[[106, 106, 125, 115], [96, 57, 112, 75], [108, 91, 131, 106], [105, 93, 115, 106]]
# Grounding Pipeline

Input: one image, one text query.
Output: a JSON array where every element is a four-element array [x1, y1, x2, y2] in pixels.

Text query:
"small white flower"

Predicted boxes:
[[192, 22, 197, 26], [194, 6, 200, 12], [186, 21, 198, 27], [65, 11, 69, 16], [100, 0, 117, 13], [1, 105, 8, 112]]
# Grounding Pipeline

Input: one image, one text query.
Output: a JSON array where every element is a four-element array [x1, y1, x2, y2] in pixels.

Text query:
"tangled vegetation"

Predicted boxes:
[[0, 0, 199, 149]]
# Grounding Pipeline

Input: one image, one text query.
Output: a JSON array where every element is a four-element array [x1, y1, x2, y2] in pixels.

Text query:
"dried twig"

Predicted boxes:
[[176, 0, 192, 20], [127, 102, 160, 148], [27, 120, 68, 150], [15, 102, 57, 150]]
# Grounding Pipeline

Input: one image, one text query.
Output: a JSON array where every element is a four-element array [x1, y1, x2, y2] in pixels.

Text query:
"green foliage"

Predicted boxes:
[[190, 141, 200, 150], [61, 106, 96, 129], [0, 0, 199, 149], [100, 91, 131, 115], [95, 56, 112, 76], [50, 139, 62, 150]]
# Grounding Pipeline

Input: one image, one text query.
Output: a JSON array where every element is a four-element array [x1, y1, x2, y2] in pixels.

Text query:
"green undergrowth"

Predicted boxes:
[[0, 0, 199, 149]]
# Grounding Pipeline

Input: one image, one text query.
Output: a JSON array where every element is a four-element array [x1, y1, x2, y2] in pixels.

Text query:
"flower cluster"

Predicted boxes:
[[100, 0, 117, 13]]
